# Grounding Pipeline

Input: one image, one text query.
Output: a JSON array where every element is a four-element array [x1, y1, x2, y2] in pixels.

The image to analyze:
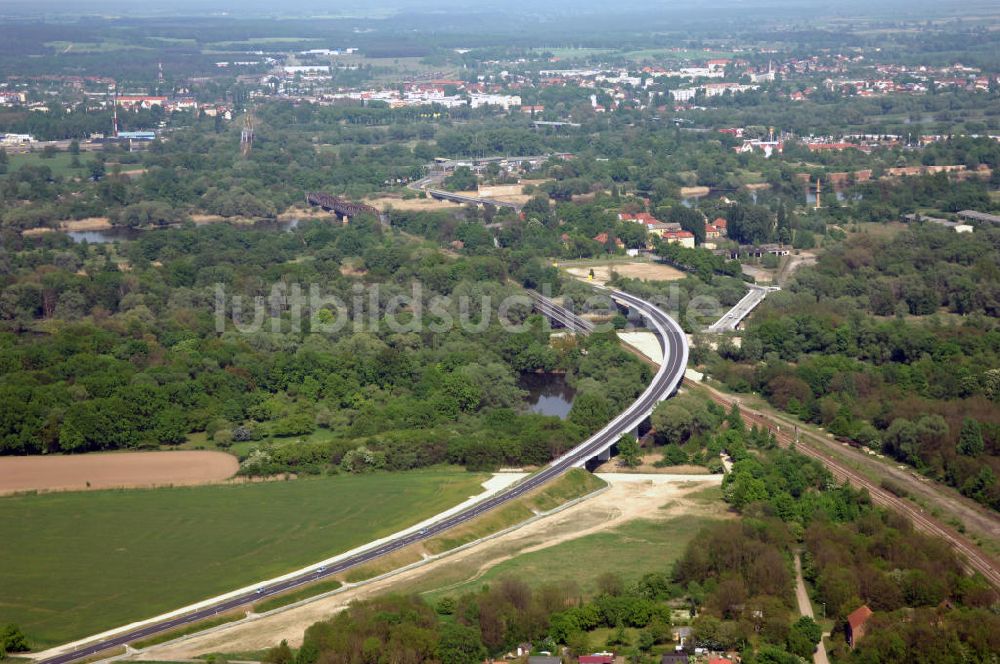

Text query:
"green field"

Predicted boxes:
[[5, 152, 87, 179], [207, 37, 321, 48], [623, 48, 735, 60], [45, 41, 145, 53], [424, 512, 720, 601], [0, 470, 486, 648]]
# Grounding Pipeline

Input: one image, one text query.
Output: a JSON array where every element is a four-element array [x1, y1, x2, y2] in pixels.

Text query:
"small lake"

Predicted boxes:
[[519, 372, 576, 419], [66, 218, 303, 244]]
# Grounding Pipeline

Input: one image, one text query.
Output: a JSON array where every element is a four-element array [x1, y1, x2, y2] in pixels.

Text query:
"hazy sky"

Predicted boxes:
[[0, 0, 985, 23]]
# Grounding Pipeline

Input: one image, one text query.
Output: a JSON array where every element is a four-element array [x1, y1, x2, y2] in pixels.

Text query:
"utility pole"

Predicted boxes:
[[112, 88, 119, 138]]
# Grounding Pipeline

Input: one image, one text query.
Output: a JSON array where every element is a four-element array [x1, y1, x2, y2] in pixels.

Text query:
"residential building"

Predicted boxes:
[[660, 654, 689, 664], [593, 232, 625, 249], [663, 230, 696, 248], [703, 82, 758, 97], [619, 211, 660, 224], [469, 93, 522, 110], [0, 91, 26, 105], [579, 655, 615, 664], [115, 95, 168, 109]]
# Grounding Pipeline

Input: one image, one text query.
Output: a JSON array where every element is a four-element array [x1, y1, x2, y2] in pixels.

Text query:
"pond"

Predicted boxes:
[[519, 372, 576, 419]]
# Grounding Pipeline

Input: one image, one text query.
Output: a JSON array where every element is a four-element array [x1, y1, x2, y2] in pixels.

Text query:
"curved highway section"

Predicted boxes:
[[37, 290, 688, 664]]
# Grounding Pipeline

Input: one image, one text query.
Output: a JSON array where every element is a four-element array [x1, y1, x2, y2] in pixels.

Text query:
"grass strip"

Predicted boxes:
[[252, 579, 343, 613], [130, 614, 242, 650]]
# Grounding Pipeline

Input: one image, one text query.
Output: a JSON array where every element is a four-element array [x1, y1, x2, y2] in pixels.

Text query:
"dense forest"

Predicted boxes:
[[0, 219, 649, 474], [708, 225, 1000, 510]]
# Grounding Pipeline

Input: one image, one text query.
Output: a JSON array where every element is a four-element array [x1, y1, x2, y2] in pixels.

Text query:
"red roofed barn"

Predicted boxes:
[[846, 605, 873, 648]]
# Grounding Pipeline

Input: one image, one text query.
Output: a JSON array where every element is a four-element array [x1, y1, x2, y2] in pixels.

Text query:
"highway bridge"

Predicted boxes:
[[706, 284, 779, 333], [426, 188, 523, 211], [34, 290, 687, 664], [529, 291, 595, 335]]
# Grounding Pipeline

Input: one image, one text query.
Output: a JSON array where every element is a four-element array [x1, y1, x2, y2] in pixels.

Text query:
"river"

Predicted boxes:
[[66, 218, 303, 244]]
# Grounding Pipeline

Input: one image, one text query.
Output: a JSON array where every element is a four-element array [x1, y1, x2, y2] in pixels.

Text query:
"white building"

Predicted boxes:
[[283, 65, 331, 74], [670, 88, 698, 102], [469, 93, 522, 110], [0, 133, 34, 144]]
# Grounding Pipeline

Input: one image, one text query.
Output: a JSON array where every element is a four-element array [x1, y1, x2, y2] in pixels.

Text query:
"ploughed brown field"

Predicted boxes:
[[0, 450, 239, 495]]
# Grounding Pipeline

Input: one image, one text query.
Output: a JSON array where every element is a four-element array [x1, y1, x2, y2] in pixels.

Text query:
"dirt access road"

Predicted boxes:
[[564, 261, 686, 286], [124, 473, 724, 659]]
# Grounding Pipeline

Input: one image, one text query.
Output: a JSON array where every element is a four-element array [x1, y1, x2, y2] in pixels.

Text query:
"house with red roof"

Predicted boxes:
[[663, 230, 696, 248], [578, 655, 615, 664], [618, 211, 660, 224], [593, 232, 624, 249], [846, 604, 873, 648], [115, 95, 168, 110]]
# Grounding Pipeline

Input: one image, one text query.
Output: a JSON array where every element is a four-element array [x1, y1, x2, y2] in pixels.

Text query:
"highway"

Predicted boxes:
[[36, 290, 687, 664], [529, 291, 595, 335], [706, 284, 778, 333], [425, 188, 523, 211]]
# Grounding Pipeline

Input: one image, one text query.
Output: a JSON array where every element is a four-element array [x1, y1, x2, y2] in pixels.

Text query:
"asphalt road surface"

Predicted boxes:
[[38, 289, 687, 664]]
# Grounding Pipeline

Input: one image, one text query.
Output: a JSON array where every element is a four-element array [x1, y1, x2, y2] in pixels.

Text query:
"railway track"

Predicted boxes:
[[695, 384, 1000, 589]]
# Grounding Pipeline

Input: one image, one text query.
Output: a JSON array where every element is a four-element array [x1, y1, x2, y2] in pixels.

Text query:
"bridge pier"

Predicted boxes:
[[597, 448, 612, 462]]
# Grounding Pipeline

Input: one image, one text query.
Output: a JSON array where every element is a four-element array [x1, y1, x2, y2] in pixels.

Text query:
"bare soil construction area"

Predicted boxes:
[[365, 196, 463, 212], [130, 474, 725, 660], [565, 261, 686, 285], [0, 451, 239, 495]]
